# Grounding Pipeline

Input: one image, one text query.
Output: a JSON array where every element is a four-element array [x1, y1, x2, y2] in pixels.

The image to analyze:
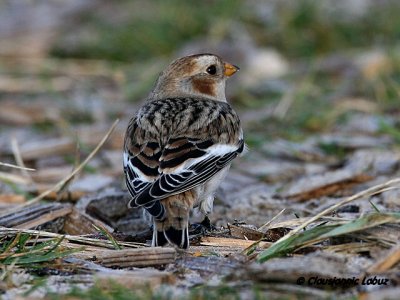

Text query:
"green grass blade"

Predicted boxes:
[[16, 233, 31, 252], [369, 199, 380, 212], [43, 236, 65, 255], [1, 247, 83, 265], [317, 213, 400, 239], [92, 224, 122, 250], [256, 225, 338, 262], [257, 213, 400, 262]]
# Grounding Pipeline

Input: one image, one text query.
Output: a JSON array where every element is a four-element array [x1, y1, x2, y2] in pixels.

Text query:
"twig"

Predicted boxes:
[[92, 247, 176, 267], [258, 208, 286, 232], [0, 162, 35, 171], [11, 136, 33, 182]]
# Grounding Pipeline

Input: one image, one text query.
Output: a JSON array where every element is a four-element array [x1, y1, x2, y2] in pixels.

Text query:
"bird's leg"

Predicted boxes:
[[200, 215, 216, 230], [151, 219, 157, 247]]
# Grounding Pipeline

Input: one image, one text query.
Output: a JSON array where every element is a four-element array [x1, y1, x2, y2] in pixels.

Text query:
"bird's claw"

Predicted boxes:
[[189, 216, 216, 235]]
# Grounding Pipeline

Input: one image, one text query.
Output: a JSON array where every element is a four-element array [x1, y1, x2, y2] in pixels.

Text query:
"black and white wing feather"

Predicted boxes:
[[132, 137, 244, 206]]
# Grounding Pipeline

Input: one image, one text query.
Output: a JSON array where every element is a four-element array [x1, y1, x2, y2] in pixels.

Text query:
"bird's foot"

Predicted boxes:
[[189, 215, 216, 235]]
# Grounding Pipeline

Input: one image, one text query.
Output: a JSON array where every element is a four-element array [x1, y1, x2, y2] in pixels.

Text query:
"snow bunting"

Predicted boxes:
[[124, 54, 244, 249]]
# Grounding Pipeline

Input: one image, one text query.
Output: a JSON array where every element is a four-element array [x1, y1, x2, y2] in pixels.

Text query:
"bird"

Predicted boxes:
[[123, 53, 244, 249]]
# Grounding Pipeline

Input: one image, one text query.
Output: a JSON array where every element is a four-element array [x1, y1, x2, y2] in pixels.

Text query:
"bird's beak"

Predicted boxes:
[[224, 62, 240, 77]]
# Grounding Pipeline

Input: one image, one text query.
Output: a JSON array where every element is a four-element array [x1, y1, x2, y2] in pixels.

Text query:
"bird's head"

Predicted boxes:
[[149, 53, 239, 101]]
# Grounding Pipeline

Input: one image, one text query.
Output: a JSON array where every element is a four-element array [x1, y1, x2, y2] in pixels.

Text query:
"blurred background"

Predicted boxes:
[[1, 0, 400, 226]]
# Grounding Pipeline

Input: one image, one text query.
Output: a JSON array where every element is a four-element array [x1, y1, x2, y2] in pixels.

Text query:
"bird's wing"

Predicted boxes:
[[123, 118, 166, 218], [124, 98, 243, 213], [131, 137, 244, 207]]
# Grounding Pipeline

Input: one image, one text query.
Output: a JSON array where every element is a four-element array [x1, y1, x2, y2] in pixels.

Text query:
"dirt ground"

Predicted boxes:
[[1, 1, 400, 299]]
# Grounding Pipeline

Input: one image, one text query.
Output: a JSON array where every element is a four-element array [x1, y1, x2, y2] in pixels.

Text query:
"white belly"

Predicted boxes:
[[193, 165, 231, 217]]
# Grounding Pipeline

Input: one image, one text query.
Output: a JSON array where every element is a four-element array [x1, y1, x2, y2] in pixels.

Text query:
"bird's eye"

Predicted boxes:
[[206, 65, 217, 75]]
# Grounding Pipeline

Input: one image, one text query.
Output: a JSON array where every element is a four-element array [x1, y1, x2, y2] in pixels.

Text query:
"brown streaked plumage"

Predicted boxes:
[[154, 190, 196, 248], [123, 53, 243, 249]]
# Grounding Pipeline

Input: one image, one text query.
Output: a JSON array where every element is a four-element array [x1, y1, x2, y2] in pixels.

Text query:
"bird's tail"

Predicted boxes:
[[155, 225, 189, 249], [152, 191, 194, 249]]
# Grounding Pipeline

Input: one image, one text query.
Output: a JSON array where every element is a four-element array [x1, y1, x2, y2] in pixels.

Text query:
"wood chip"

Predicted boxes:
[[263, 227, 291, 242], [228, 223, 264, 241], [188, 245, 248, 256], [63, 207, 111, 235], [200, 236, 271, 249], [87, 247, 176, 268], [0, 202, 72, 229], [175, 255, 243, 275], [0, 194, 26, 204]]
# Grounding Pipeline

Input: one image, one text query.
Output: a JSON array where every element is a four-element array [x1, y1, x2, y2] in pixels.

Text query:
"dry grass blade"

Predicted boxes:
[[276, 178, 400, 244], [258, 208, 286, 232], [324, 242, 379, 254], [0, 171, 31, 185], [2, 232, 21, 254], [273, 88, 295, 119], [11, 136, 33, 182], [256, 179, 400, 262], [0, 259, 18, 282], [242, 208, 287, 256], [267, 216, 350, 229], [0, 162, 35, 171], [257, 213, 400, 262], [0, 227, 146, 249], [0, 119, 119, 218], [366, 243, 400, 273]]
